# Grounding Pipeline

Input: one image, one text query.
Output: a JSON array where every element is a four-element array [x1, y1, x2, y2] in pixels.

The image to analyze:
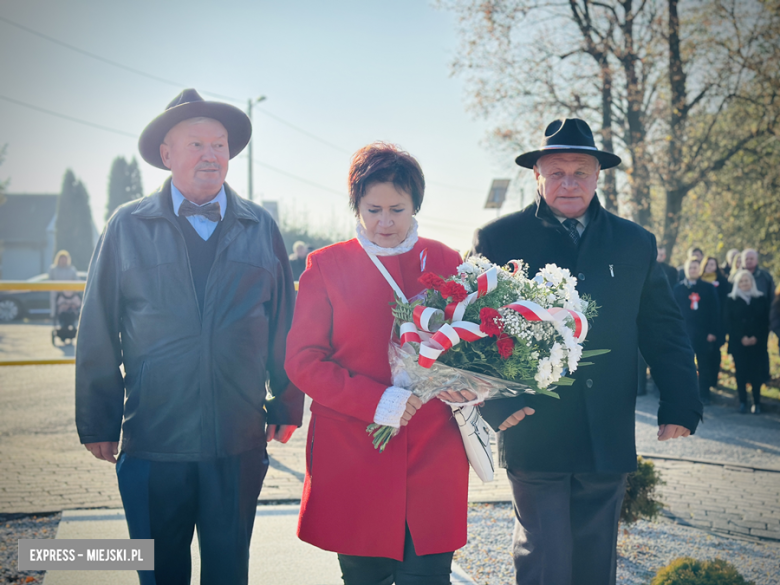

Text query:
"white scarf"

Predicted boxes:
[[735, 288, 753, 305], [355, 218, 419, 256]]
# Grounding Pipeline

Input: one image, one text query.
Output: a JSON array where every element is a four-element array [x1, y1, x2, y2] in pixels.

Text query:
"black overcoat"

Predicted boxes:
[[673, 280, 720, 350], [473, 195, 702, 473], [725, 295, 770, 356]]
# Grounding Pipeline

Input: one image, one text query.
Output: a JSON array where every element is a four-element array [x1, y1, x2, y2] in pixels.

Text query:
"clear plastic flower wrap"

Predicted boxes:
[[388, 339, 561, 403], [366, 340, 562, 451]]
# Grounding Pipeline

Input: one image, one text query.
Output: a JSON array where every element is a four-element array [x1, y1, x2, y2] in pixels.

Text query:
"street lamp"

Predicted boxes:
[[247, 96, 267, 201]]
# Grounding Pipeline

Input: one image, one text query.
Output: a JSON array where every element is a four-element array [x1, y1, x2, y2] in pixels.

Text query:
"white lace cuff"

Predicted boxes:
[[373, 386, 412, 428]]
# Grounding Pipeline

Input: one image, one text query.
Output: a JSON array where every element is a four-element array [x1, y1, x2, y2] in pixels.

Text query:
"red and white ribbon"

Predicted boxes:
[[399, 322, 422, 345], [444, 267, 499, 322], [413, 305, 444, 333], [418, 321, 488, 367], [503, 301, 588, 342]]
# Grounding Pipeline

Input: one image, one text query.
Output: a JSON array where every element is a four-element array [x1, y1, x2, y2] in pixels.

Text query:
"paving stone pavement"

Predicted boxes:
[[1, 323, 779, 544]]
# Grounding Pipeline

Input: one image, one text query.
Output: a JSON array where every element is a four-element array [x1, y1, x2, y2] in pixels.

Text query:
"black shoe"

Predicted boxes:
[[752, 404, 762, 414], [739, 403, 748, 414]]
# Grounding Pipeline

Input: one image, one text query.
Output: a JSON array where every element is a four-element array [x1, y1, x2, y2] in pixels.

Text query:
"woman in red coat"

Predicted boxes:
[[285, 142, 471, 584]]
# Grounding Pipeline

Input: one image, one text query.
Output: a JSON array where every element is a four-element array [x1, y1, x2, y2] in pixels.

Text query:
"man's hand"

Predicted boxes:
[[400, 395, 424, 427], [498, 407, 536, 431], [657, 424, 691, 441], [706, 334, 717, 343], [438, 390, 478, 404], [84, 442, 119, 464], [266, 425, 297, 444]]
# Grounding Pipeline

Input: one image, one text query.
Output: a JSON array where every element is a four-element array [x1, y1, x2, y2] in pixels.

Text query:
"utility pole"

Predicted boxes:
[[246, 96, 266, 201]]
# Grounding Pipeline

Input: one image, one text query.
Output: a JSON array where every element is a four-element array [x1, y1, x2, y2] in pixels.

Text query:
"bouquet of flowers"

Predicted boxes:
[[367, 256, 608, 451]]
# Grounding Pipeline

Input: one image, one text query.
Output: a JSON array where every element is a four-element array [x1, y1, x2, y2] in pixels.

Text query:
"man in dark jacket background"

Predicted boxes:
[[656, 245, 679, 286], [473, 118, 702, 585], [673, 257, 720, 405], [742, 248, 775, 301], [76, 89, 304, 585]]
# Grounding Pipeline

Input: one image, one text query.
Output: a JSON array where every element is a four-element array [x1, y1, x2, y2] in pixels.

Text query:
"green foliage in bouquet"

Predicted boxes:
[[650, 557, 754, 585], [621, 456, 664, 524]]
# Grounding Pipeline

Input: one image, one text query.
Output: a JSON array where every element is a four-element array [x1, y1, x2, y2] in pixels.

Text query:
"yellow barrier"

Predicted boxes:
[[0, 358, 75, 366], [0, 281, 86, 291]]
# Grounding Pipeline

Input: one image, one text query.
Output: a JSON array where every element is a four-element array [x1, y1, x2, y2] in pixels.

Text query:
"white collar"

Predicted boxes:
[[171, 182, 226, 220], [355, 218, 419, 256]]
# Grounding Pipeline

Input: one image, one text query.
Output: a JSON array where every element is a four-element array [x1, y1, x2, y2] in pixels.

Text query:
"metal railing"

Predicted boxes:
[[0, 279, 299, 367]]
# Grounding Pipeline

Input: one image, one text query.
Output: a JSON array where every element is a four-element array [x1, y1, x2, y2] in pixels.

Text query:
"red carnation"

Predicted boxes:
[[419, 272, 445, 291], [479, 307, 503, 337], [441, 281, 468, 303], [496, 335, 515, 360]]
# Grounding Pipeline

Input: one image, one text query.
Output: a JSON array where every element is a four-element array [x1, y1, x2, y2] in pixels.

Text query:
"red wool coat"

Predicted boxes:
[[285, 237, 469, 560]]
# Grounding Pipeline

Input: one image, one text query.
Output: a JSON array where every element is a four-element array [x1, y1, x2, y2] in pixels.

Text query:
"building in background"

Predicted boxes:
[[0, 194, 58, 280], [0, 193, 99, 280]]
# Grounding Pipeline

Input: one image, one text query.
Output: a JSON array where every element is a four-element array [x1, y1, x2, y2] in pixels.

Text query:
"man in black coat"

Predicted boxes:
[[673, 257, 720, 404], [473, 118, 702, 585], [656, 245, 680, 286]]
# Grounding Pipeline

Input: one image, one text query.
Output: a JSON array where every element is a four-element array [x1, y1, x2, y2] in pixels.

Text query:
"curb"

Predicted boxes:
[[638, 452, 780, 474]]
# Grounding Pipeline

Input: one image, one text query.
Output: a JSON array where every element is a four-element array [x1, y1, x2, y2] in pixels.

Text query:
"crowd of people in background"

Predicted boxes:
[[651, 245, 779, 414]]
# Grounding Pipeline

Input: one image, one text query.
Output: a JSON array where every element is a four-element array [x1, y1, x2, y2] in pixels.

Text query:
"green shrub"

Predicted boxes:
[[650, 557, 754, 585], [621, 456, 664, 524]]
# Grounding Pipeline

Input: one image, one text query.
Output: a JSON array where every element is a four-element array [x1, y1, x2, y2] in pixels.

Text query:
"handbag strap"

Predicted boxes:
[[366, 252, 408, 304]]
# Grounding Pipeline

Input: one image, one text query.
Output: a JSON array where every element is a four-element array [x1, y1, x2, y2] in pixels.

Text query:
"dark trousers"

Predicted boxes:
[[693, 343, 714, 400], [709, 343, 722, 388], [116, 447, 269, 585], [337, 525, 453, 585], [507, 469, 627, 585], [734, 350, 765, 405], [637, 351, 648, 395]]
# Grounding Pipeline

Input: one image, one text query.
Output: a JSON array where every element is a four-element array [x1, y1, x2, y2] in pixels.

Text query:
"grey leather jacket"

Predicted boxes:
[[76, 179, 303, 461]]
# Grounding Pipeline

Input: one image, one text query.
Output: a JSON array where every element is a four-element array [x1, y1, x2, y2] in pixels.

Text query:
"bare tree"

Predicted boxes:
[[440, 0, 663, 219], [658, 0, 779, 253]]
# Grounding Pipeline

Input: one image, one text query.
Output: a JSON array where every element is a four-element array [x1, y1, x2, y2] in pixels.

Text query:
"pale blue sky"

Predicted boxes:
[[0, 0, 532, 252]]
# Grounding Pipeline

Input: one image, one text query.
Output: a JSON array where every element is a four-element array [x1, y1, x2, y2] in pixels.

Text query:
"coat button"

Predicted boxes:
[[586, 379, 593, 388], [578, 272, 586, 281]]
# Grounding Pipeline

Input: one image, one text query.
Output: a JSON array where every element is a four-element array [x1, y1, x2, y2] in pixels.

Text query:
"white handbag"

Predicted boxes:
[[451, 404, 495, 482], [365, 251, 496, 482]]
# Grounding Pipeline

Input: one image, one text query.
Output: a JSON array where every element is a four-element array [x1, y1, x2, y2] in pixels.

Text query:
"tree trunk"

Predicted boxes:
[[599, 57, 619, 212], [620, 0, 652, 227], [663, 0, 687, 257]]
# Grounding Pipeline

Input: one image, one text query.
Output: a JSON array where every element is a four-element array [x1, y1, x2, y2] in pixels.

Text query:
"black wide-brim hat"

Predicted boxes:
[[515, 118, 621, 170], [138, 89, 252, 170]]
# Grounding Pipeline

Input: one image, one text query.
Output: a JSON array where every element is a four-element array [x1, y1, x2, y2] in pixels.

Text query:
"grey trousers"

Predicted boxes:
[[507, 469, 627, 585]]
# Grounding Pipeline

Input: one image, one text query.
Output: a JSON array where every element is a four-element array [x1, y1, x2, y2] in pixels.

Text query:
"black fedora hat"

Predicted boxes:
[[138, 89, 252, 170], [515, 118, 621, 170]]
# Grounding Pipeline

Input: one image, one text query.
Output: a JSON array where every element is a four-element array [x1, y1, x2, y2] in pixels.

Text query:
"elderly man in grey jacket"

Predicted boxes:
[[76, 89, 303, 585]]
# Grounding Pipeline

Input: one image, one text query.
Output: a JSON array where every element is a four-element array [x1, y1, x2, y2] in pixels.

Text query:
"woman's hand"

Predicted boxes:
[[741, 336, 751, 346], [748, 336, 758, 346], [437, 390, 478, 404], [400, 395, 423, 426]]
